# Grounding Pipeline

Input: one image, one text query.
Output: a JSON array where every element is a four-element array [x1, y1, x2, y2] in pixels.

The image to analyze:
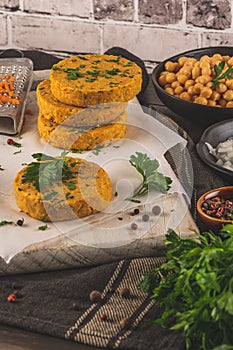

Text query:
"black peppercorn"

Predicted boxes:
[[16, 218, 24, 226], [152, 205, 161, 215], [131, 223, 138, 230], [142, 214, 149, 222]]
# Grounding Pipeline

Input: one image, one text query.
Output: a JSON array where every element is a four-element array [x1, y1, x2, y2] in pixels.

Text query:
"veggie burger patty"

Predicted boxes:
[[37, 79, 127, 127], [14, 156, 112, 222], [50, 54, 142, 107]]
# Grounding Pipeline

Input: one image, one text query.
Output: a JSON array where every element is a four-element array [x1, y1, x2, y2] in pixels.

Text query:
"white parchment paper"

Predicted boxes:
[[0, 89, 191, 263]]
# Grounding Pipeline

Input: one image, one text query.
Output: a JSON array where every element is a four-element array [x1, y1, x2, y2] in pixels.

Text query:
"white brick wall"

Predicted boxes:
[[203, 32, 233, 47], [11, 15, 101, 52], [0, 0, 233, 66], [23, 0, 92, 18], [0, 13, 7, 46], [103, 24, 200, 61]]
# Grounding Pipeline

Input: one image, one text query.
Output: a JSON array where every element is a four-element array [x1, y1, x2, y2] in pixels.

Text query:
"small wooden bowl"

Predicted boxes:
[[197, 186, 233, 233]]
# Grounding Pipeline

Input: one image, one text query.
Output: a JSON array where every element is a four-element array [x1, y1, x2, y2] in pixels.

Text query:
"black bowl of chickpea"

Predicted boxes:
[[152, 46, 233, 124]]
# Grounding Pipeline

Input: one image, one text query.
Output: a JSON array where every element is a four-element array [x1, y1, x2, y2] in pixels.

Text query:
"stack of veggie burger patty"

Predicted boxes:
[[36, 54, 142, 151]]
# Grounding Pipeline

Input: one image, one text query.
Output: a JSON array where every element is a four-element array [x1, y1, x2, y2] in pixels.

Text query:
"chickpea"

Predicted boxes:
[[207, 99, 216, 107], [177, 74, 188, 84], [184, 79, 195, 90], [200, 86, 212, 99], [228, 57, 233, 66], [216, 83, 227, 94], [179, 92, 191, 101], [201, 67, 212, 76], [223, 89, 233, 101], [195, 75, 212, 85], [171, 81, 180, 89], [194, 61, 200, 68], [218, 98, 227, 107], [206, 81, 213, 88], [179, 66, 192, 77], [200, 55, 210, 62], [178, 56, 188, 66], [211, 90, 220, 101], [194, 96, 208, 105], [158, 74, 168, 86], [225, 79, 233, 89], [165, 72, 176, 84], [210, 60, 221, 68], [184, 60, 195, 68], [165, 61, 178, 72], [212, 53, 223, 61], [223, 55, 230, 62], [200, 61, 210, 69], [192, 66, 201, 79], [193, 83, 204, 94], [226, 101, 233, 108], [165, 87, 174, 95], [174, 85, 184, 95], [187, 86, 196, 95]]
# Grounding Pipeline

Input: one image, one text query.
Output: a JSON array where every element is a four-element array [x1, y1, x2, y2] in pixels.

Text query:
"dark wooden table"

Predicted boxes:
[[0, 324, 98, 350]]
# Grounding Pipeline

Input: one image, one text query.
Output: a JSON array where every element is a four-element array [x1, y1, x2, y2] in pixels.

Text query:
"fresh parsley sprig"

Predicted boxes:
[[213, 61, 233, 88], [139, 224, 233, 350], [126, 152, 172, 202], [0, 220, 13, 226], [22, 151, 74, 192]]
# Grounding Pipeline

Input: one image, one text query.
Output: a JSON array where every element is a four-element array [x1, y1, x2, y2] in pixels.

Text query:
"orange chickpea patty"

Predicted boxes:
[[50, 54, 142, 107], [14, 156, 112, 222]]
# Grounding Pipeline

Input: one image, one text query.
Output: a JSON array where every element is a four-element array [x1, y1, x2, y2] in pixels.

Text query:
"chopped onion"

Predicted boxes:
[[213, 138, 233, 171]]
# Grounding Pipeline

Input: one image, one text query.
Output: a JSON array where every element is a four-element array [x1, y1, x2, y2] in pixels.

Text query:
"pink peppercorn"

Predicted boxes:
[[7, 138, 14, 145], [7, 293, 16, 302], [100, 313, 107, 321]]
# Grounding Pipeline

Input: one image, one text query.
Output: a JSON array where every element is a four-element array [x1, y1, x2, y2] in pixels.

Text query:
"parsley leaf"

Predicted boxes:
[[63, 67, 84, 80], [22, 151, 73, 192], [38, 224, 48, 231], [0, 220, 13, 226], [126, 152, 172, 202], [213, 61, 233, 88], [105, 68, 120, 76]]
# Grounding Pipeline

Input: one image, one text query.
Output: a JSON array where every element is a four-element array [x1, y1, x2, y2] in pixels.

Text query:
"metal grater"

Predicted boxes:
[[0, 58, 33, 135]]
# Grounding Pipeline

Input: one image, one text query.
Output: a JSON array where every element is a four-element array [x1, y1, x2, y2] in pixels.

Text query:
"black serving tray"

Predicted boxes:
[[196, 119, 233, 182]]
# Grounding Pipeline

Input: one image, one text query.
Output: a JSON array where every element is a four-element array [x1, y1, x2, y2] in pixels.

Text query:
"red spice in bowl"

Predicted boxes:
[[197, 186, 233, 232]]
